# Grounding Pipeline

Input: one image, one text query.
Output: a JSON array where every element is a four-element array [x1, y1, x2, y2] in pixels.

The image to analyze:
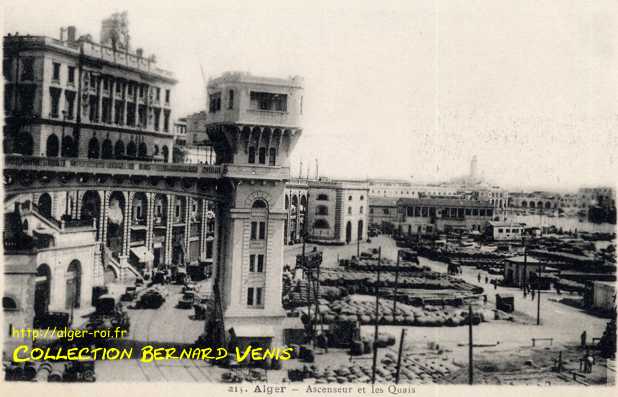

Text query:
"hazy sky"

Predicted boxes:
[[3, 0, 617, 190]]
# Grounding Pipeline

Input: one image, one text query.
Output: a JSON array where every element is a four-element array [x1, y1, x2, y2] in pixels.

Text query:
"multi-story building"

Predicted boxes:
[[3, 24, 176, 163], [578, 187, 616, 211], [175, 111, 216, 164], [508, 191, 561, 212], [303, 178, 369, 245], [396, 198, 495, 235], [368, 197, 398, 226], [205, 71, 303, 343], [368, 178, 417, 198]]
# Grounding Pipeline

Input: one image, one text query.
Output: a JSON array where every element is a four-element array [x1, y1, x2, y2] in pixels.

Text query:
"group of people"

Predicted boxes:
[[522, 284, 537, 300], [477, 273, 498, 289]]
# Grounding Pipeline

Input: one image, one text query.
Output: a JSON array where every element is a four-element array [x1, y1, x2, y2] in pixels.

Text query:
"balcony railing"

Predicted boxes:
[[4, 155, 224, 178]]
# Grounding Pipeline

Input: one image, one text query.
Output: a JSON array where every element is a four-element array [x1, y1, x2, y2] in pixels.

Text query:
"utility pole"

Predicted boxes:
[[395, 328, 406, 384], [371, 247, 382, 384], [537, 262, 542, 326], [522, 236, 527, 290], [468, 304, 474, 385], [393, 250, 400, 314]]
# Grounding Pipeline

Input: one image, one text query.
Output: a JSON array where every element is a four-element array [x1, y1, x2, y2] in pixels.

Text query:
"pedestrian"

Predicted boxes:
[[485, 276, 489, 284], [494, 281, 497, 290], [531, 290, 535, 300], [580, 331, 587, 348], [586, 354, 594, 373], [478, 273, 481, 283], [524, 288, 527, 298]]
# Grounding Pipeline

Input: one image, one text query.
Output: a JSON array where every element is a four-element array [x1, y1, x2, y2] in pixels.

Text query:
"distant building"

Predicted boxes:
[[396, 198, 495, 235], [508, 191, 561, 212], [302, 178, 369, 245], [368, 178, 417, 198], [368, 197, 398, 226], [486, 221, 525, 241], [592, 281, 616, 313], [503, 256, 544, 287]]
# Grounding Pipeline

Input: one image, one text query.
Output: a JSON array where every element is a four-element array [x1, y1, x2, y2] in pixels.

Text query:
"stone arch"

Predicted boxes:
[[61, 135, 76, 157], [65, 260, 81, 309], [107, 191, 126, 254], [114, 140, 125, 159], [138, 142, 148, 158], [345, 221, 352, 243], [127, 140, 137, 157], [243, 191, 273, 208], [88, 136, 100, 159], [37, 193, 52, 218], [132, 192, 148, 224], [81, 190, 101, 237], [545, 201, 551, 209], [101, 138, 113, 159], [34, 264, 52, 317], [357, 219, 364, 240], [3, 296, 18, 311], [522, 201, 528, 208], [46, 134, 60, 157]]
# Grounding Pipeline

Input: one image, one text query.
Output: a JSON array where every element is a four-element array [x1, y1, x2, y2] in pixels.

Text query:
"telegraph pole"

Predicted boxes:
[[395, 328, 406, 384], [393, 250, 400, 314], [522, 236, 528, 290], [537, 262, 542, 326], [468, 304, 474, 385], [371, 247, 382, 384]]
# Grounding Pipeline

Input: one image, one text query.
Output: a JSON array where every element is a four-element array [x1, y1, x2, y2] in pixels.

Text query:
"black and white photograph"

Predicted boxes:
[[1, 0, 616, 393]]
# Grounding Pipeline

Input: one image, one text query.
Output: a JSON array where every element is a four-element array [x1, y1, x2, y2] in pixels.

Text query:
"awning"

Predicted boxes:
[[131, 246, 154, 263], [230, 325, 275, 338]]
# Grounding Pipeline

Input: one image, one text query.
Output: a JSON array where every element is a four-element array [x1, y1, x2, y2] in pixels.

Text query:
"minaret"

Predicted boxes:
[[470, 155, 478, 180]]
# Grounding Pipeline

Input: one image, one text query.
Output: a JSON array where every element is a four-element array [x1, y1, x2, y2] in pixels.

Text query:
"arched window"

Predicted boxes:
[[317, 194, 329, 201], [88, 137, 100, 159], [258, 147, 266, 164], [153, 145, 160, 156], [3, 297, 17, 311], [37, 193, 52, 218], [162, 146, 169, 162], [360, 206, 364, 214], [114, 140, 125, 159], [46, 134, 59, 157], [268, 148, 277, 166], [360, 195, 364, 201], [61, 135, 75, 157], [248, 147, 256, 164], [348, 196, 353, 201], [138, 142, 148, 158], [252, 199, 268, 209], [347, 206, 352, 215], [101, 139, 113, 159], [127, 141, 137, 157], [316, 205, 328, 215], [313, 219, 330, 229]]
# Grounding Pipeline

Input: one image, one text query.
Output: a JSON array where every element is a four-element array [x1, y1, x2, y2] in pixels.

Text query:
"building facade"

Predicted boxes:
[[485, 221, 525, 241], [368, 197, 398, 226], [396, 198, 495, 235], [3, 25, 176, 163]]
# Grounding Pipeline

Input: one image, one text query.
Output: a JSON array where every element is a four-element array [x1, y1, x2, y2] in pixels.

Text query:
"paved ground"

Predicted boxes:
[[92, 235, 612, 383]]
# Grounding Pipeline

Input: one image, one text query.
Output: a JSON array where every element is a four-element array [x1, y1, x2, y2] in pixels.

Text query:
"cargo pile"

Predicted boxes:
[[341, 257, 428, 273], [288, 353, 460, 383], [301, 296, 492, 327]]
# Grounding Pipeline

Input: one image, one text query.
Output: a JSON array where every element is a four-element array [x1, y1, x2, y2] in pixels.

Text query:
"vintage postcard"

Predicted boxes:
[[1, 1, 616, 396]]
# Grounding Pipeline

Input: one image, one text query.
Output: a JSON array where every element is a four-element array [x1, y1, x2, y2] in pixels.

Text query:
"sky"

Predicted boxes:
[[3, 0, 618, 191]]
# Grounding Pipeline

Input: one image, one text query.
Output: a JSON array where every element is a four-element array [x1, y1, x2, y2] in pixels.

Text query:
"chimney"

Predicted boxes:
[[136, 48, 143, 58], [67, 26, 77, 42]]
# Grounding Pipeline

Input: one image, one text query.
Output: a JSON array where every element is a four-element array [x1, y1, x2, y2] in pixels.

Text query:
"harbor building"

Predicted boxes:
[[396, 198, 495, 235]]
